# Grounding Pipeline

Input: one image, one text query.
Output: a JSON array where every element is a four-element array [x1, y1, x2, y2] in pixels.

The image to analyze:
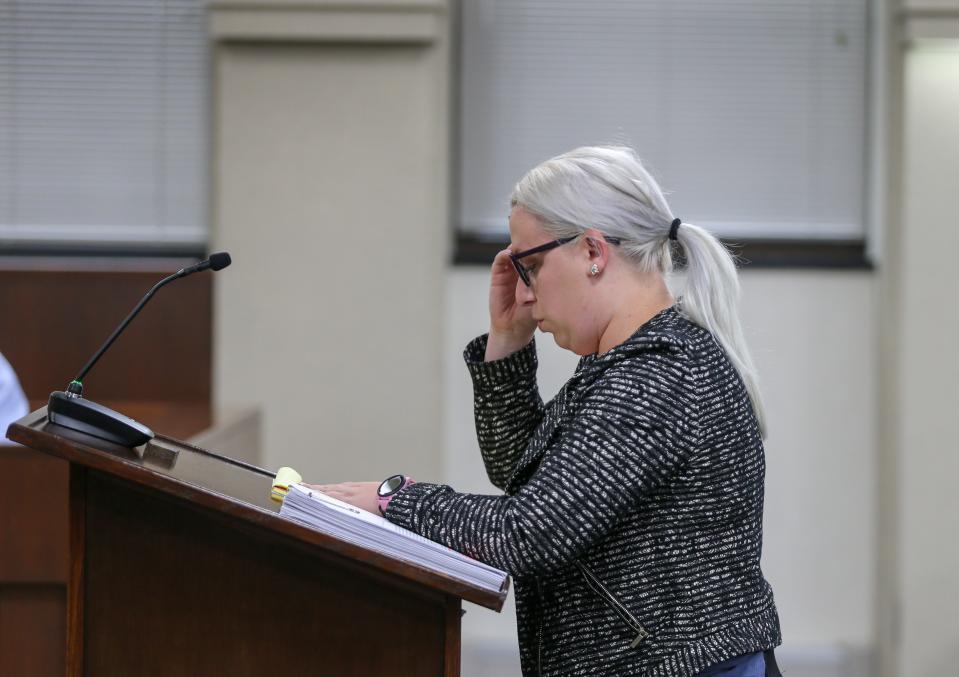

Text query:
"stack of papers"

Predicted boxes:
[[279, 483, 509, 595]]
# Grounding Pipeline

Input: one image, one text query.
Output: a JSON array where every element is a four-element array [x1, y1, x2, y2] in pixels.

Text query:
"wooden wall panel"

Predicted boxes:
[[0, 448, 69, 582], [0, 585, 66, 677], [0, 264, 212, 403]]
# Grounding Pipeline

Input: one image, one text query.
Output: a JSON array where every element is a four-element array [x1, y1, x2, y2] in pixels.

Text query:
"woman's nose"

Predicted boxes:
[[516, 277, 536, 305]]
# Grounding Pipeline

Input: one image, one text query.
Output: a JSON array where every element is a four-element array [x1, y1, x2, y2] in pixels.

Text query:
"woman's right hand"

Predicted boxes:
[[486, 249, 536, 361]]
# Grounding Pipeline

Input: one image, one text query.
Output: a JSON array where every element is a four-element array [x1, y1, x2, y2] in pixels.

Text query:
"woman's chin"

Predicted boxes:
[[539, 326, 555, 340]]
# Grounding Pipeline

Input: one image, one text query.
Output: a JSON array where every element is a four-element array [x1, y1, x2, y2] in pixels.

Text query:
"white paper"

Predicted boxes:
[[279, 483, 508, 594]]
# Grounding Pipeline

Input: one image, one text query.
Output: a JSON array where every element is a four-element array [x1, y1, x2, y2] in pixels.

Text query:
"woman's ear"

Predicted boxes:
[[583, 229, 610, 262]]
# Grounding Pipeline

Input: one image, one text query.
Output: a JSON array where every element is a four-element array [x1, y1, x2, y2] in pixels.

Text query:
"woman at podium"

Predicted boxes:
[[314, 146, 783, 677]]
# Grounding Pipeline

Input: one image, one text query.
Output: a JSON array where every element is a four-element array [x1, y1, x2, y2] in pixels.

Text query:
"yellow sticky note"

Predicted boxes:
[[271, 466, 303, 502]]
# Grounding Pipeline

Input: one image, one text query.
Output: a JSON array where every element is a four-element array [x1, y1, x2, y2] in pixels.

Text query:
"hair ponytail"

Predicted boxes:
[[510, 145, 768, 438], [672, 222, 767, 438]]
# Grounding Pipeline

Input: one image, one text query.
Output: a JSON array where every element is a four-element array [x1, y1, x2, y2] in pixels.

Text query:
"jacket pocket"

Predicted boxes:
[[575, 561, 650, 649]]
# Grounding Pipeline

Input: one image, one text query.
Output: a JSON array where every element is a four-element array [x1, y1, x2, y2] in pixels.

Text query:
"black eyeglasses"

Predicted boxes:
[[509, 234, 621, 287]]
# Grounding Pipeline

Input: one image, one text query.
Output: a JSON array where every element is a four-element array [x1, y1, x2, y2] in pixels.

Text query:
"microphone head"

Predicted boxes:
[[209, 252, 232, 271]]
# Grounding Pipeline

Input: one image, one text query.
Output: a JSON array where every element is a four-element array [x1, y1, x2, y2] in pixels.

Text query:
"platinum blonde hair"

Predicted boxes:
[[510, 145, 767, 438]]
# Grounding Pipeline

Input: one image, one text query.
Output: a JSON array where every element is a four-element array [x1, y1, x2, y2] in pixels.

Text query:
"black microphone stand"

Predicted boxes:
[[47, 254, 231, 447]]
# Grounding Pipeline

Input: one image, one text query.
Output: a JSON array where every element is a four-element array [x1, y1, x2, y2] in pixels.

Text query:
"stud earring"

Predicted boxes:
[[589, 264, 600, 276]]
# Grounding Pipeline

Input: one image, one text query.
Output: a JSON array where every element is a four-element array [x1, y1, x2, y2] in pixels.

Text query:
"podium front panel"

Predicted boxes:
[[80, 470, 457, 676]]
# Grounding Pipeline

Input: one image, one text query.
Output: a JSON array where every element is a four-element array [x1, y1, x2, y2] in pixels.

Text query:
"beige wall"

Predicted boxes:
[[894, 43, 959, 677], [876, 5, 959, 676], [210, 2, 451, 482]]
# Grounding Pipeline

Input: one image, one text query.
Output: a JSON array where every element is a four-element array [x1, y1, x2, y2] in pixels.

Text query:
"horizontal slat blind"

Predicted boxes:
[[460, 0, 868, 240], [0, 0, 208, 248]]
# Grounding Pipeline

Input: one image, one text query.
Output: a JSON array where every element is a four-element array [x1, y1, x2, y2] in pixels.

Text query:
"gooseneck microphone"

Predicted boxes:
[[47, 252, 232, 447]]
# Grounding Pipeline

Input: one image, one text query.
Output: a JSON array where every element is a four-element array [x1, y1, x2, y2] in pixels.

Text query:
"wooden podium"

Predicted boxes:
[[6, 408, 508, 676]]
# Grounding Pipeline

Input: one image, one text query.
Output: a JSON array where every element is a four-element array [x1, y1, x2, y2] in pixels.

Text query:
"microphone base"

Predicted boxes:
[[48, 391, 155, 448]]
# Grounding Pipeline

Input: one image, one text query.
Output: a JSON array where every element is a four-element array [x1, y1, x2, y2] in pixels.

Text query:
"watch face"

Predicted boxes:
[[378, 474, 404, 497]]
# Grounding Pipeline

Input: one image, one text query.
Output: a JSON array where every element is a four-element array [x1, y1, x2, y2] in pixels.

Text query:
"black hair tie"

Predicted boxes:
[[668, 218, 681, 241]]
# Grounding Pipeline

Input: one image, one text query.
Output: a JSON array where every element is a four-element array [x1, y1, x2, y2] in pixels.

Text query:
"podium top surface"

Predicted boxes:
[[6, 407, 508, 611]]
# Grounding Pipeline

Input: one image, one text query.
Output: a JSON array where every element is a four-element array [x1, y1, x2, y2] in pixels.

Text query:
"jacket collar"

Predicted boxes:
[[572, 305, 687, 387]]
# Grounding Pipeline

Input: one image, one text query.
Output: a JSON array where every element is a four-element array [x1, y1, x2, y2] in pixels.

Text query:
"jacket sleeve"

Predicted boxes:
[[463, 334, 545, 492], [385, 356, 699, 579]]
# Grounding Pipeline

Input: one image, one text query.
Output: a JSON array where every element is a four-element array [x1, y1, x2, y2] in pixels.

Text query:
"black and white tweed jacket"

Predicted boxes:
[[386, 306, 782, 676]]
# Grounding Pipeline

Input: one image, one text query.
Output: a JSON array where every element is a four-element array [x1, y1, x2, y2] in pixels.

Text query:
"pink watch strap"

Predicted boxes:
[[378, 477, 415, 517]]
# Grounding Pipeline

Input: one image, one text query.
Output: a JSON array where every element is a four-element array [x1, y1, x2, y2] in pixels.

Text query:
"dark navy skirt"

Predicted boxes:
[[692, 649, 782, 677]]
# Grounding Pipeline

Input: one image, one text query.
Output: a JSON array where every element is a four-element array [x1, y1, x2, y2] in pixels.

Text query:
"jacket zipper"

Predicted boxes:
[[536, 578, 544, 676], [576, 561, 650, 648]]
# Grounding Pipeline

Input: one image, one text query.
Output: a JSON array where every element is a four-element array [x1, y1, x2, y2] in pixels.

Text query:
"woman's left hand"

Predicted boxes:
[[303, 481, 380, 515]]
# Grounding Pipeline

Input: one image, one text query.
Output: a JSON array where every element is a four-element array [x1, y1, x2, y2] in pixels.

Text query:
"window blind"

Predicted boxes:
[[459, 0, 869, 240], [0, 0, 208, 249]]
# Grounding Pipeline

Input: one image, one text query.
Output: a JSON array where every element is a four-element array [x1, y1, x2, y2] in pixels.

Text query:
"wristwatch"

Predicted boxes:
[[377, 474, 415, 517]]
